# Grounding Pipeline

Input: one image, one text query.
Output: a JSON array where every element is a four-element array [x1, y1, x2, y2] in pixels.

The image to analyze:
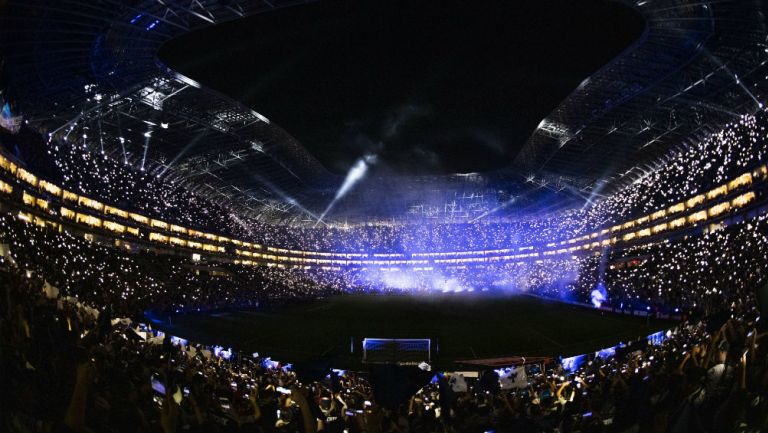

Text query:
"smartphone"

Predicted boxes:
[[150, 375, 166, 395]]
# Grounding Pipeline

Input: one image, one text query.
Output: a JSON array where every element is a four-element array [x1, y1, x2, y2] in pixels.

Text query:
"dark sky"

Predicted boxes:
[[160, 0, 643, 175]]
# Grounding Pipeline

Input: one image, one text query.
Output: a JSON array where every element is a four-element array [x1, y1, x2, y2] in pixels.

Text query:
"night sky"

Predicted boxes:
[[160, 0, 643, 175]]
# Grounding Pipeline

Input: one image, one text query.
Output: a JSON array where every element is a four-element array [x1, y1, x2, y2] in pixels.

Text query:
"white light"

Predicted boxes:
[[173, 72, 202, 89], [253, 111, 270, 124]]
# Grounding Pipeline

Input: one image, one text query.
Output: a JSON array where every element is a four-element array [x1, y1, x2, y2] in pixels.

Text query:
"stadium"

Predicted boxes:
[[1, 0, 768, 431]]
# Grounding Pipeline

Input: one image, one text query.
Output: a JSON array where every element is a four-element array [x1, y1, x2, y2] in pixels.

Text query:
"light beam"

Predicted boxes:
[[315, 155, 375, 226]]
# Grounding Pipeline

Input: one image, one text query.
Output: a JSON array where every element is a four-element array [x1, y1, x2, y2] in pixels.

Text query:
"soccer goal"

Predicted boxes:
[[362, 338, 431, 364]]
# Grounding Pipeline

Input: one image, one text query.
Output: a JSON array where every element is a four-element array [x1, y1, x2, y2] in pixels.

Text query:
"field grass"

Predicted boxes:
[[158, 293, 675, 369]]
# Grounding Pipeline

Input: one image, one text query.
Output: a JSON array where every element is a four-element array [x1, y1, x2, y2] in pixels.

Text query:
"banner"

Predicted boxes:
[[498, 366, 527, 389]]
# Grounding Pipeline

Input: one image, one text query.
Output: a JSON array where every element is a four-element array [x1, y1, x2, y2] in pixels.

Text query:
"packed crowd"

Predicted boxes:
[[3, 150, 768, 314], [577, 114, 767, 232], [417, 294, 768, 433], [2, 224, 767, 432], [5, 110, 766, 255], [0, 66, 767, 433], [1, 200, 766, 320], [0, 214, 356, 317]]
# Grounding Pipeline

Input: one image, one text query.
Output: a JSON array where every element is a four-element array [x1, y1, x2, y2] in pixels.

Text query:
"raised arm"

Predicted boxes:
[[291, 385, 317, 433], [63, 361, 94, 433]]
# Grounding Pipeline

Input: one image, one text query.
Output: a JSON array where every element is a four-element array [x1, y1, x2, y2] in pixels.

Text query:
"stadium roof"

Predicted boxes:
[[1, 0, 767, 224], [158, 0, 643, 177]]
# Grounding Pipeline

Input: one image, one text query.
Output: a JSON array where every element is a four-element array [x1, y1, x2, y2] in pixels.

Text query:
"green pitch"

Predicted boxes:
[[159, 293, 675, 369]]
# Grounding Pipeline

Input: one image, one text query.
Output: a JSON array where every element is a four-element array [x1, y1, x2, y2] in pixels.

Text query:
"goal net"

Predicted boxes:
[[362, 338, 431, 364]]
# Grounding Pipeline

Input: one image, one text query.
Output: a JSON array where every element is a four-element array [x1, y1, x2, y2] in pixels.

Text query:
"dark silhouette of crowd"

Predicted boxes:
[[1, 208, 768, 432]]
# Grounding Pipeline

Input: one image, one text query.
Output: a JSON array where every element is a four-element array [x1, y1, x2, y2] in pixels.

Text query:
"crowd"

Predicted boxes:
[[0, 214, 356, 317], [0, 60, 767, 433], [1, 202, 766, 319], [1, 151, 767, 314], [4, 109, 766, 256], [1, 217, 767, 432]]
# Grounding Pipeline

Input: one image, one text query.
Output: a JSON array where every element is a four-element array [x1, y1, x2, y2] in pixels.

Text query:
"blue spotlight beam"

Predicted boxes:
[[315, 156, 374, 226]]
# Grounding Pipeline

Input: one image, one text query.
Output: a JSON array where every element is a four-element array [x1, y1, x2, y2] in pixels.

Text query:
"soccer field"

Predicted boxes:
[[159, 293, 675, 369]]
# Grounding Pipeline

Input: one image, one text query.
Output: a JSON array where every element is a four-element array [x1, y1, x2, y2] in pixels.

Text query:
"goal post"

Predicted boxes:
[[362, 338, 431, 364]]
